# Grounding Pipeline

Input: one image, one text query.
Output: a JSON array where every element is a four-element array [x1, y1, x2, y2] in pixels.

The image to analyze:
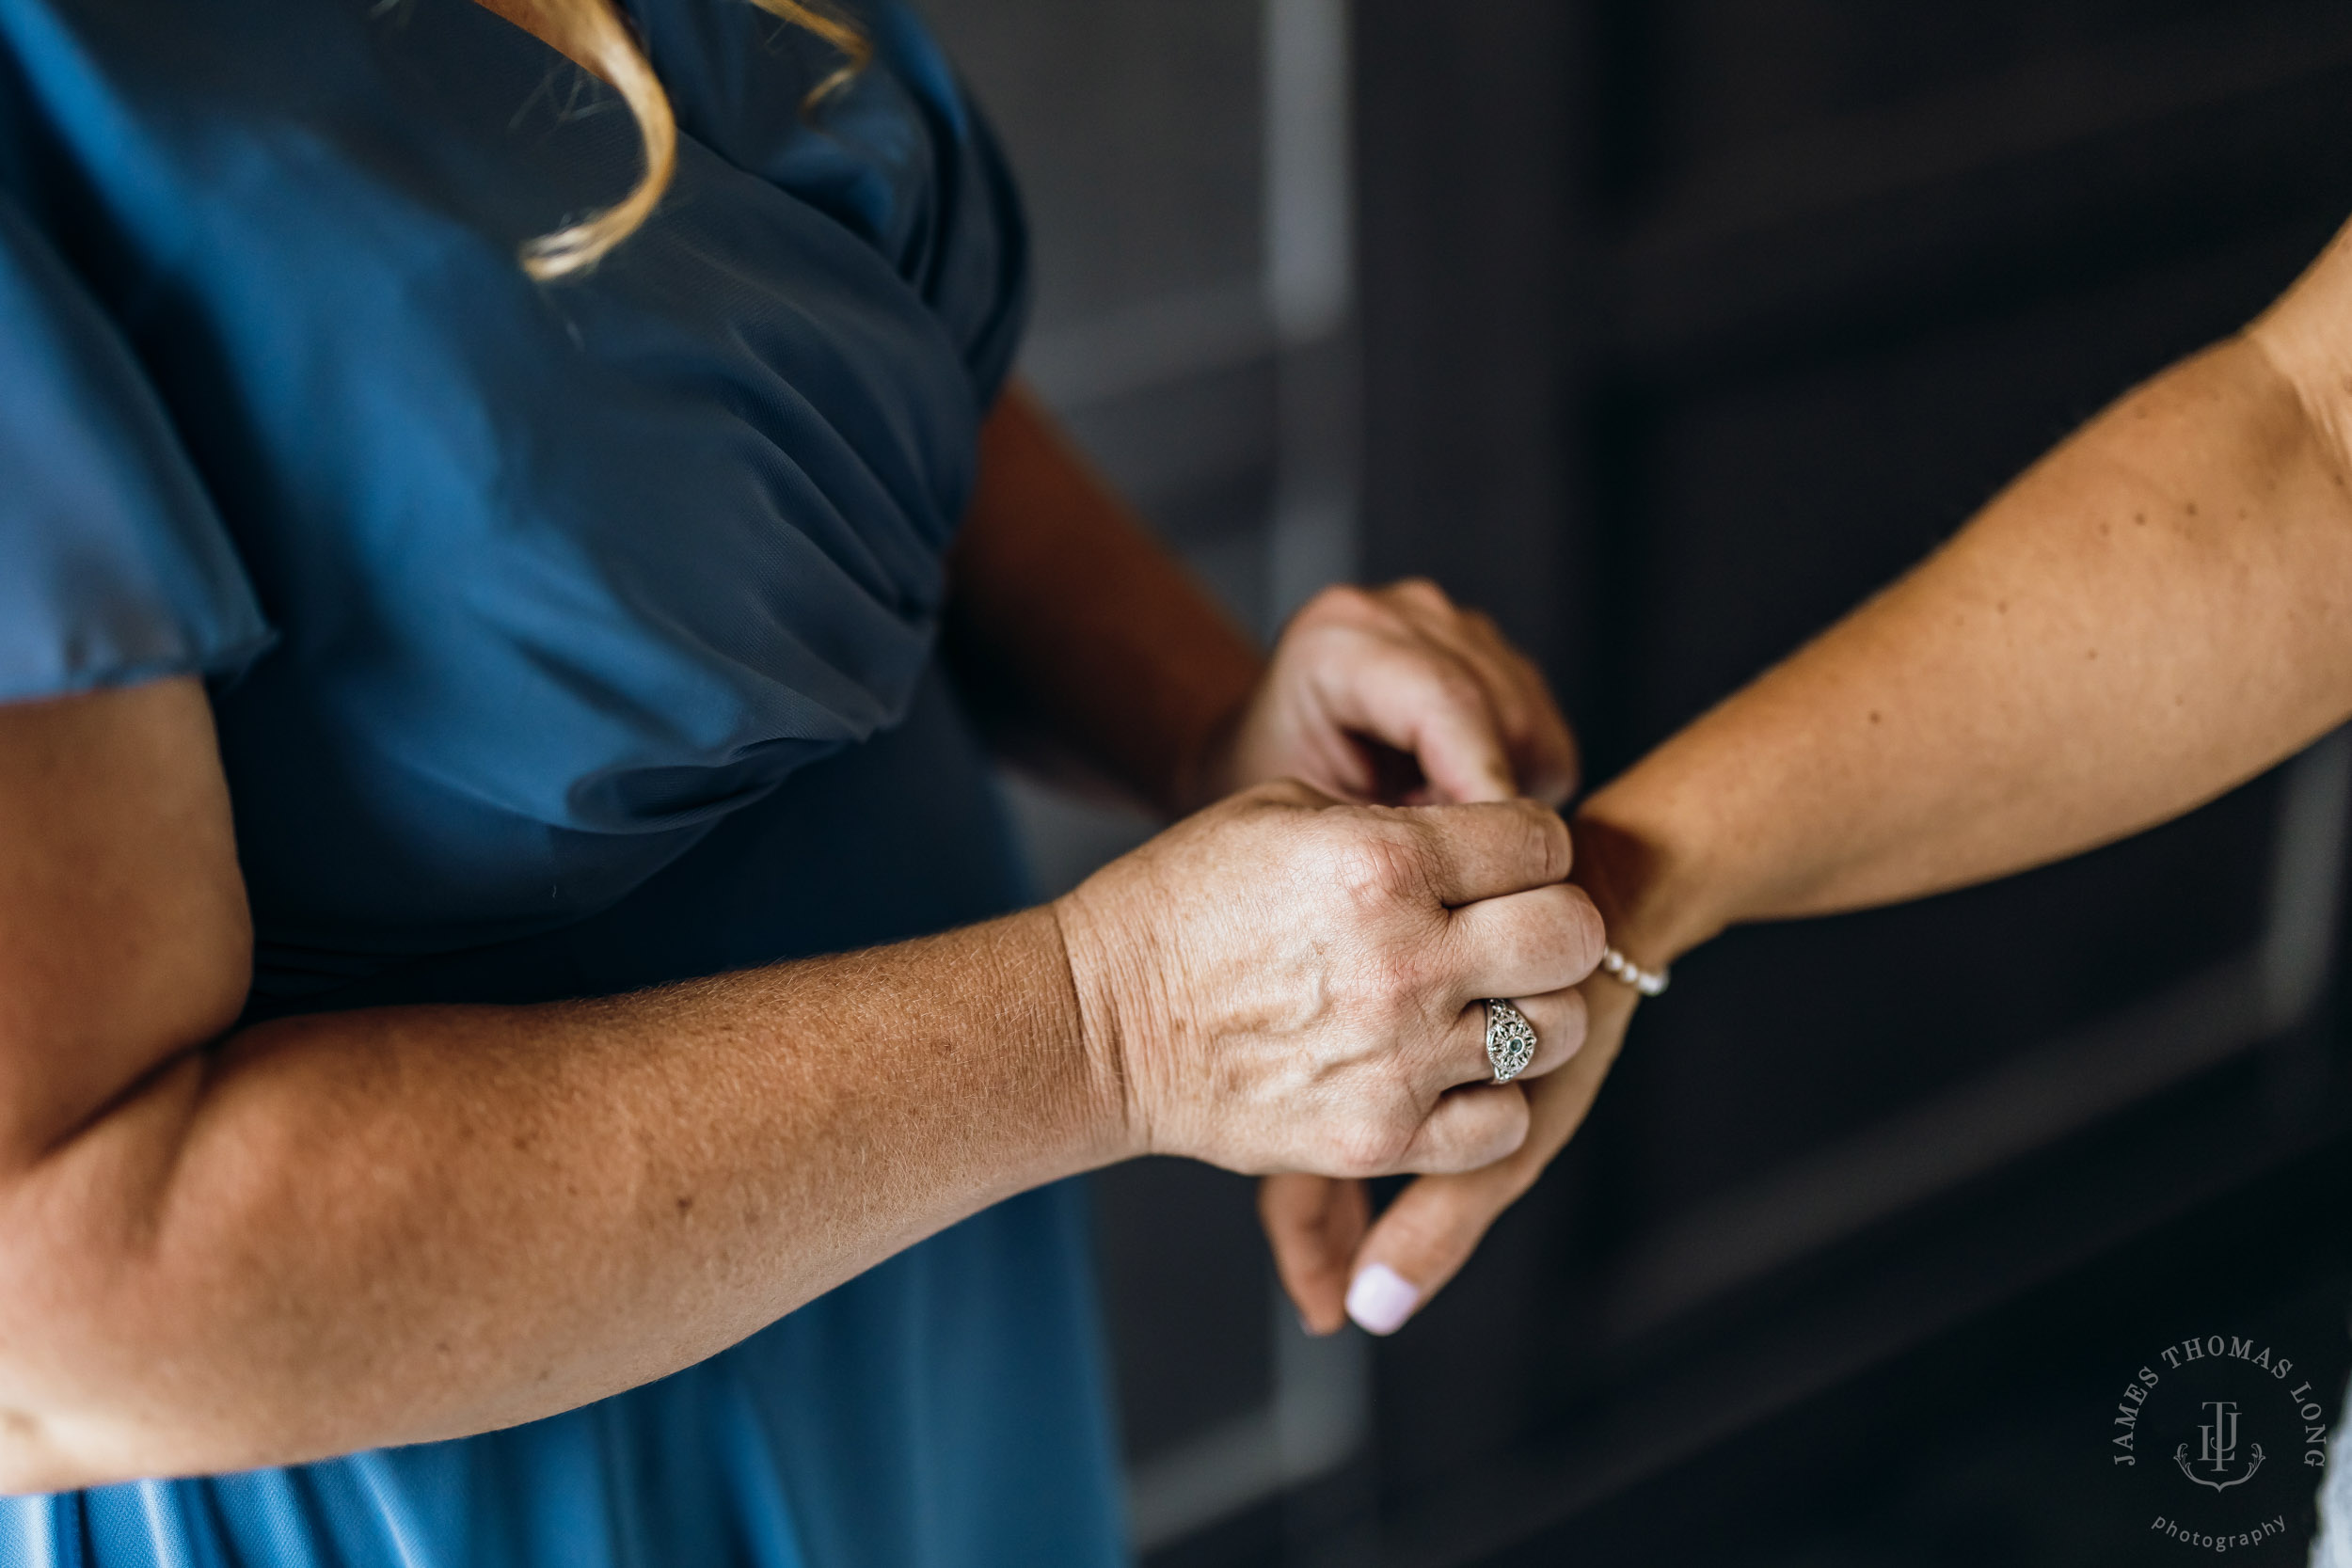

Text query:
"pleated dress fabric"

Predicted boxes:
[[0, 0, 1126, 1561]]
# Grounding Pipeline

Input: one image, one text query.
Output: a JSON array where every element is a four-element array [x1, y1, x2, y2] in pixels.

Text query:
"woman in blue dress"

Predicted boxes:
[[0, 0, 1595, 1562]]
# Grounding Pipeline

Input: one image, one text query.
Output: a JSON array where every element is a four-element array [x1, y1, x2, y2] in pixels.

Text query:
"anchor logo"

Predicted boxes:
[[2174, 1400, 2265, 1492]]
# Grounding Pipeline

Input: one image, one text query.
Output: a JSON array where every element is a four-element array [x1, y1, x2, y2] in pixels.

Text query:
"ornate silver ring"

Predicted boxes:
[[1483, 998, 1538, 1084]]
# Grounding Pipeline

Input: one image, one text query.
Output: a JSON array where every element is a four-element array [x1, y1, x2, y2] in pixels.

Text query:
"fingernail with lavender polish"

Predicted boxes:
[[1345, 1263, 1420, 1336]]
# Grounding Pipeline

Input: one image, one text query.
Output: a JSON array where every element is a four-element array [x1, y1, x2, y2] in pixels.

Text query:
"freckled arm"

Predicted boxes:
[[1576, 216, 2352, 962], [1304, 214, 2352, 1323], [0, 682, 1128, 1495]]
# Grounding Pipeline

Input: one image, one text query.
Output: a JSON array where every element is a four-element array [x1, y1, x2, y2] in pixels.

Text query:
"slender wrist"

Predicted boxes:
[[1570, 788, 1734, 973]]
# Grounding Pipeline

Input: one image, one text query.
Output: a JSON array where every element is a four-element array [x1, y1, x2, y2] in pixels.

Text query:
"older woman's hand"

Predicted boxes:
[[1197, 578, 1585, 1326], [1057, 783, 1601, 1177]]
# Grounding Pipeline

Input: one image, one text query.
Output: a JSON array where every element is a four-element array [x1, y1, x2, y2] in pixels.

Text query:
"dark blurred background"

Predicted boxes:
[[913, 2, 2352, 1563]]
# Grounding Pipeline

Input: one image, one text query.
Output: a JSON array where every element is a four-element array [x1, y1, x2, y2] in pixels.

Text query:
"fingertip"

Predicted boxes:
[[1303, 1299, 1350, 1338], [1420, 746, 1517, 805], [1344, 1262, 1422, 1336], [1524, 751, 1580, 809]]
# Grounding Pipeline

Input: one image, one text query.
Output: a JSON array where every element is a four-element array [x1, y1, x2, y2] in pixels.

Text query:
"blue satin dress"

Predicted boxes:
[[0, 0, 1126, 1561]]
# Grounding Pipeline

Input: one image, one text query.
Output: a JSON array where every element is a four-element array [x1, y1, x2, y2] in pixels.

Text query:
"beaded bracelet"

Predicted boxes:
[[1597, 944, 1670, 997]]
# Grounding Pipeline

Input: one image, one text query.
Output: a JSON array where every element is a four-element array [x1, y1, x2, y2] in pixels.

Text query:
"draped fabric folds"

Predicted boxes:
[[0, 1, 1124, 1562]]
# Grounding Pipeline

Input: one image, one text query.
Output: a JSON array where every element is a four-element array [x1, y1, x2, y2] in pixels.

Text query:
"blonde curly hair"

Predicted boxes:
[[488, 0, 867, 279]]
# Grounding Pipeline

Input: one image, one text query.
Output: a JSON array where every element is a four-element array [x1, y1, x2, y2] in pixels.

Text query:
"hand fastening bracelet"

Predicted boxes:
[[1597, 945, 1670, 997]]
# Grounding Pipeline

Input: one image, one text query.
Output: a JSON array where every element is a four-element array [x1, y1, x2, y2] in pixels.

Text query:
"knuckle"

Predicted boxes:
[[1425, 1090, 1528, 1174], [1254, 776, 1336, 813], [1325, 837, 1401, 905], [1321, 819, 1427, 906], [1516, 892, 1603, 990], [1213, 779, 1324, 831], [1325, 1115, 1412, 1180], [1386, 577, 1453, 612], [1297, 583, 1378, 630], [1234, 777, 1301, 810], [1504, 800, 1572, 884], [1435, 661, 1486, 706]]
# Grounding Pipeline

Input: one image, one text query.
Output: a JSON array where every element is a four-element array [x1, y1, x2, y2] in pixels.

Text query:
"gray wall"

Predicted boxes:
[[914, 4, 2352, 1565]]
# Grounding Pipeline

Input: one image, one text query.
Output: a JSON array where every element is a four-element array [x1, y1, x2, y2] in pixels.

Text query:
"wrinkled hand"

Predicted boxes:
[[1056, 782, 1601, 1177], [1197, 580, 1579, 811], [1263, 976, 1638, 1334], [1214, 582, 1599, 1335], [1203, 579, 1597, 1332]]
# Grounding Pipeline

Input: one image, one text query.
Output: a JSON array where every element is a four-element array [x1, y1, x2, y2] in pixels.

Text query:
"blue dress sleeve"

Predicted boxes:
[[0, 195, 272, 703], [857, 0, 1031, 402]]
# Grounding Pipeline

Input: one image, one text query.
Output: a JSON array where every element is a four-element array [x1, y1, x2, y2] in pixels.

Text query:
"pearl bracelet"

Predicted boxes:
[[1597, 944, 1670, 997]]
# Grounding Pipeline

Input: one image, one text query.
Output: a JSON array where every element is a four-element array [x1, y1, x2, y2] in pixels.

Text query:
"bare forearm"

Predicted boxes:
[[0, 908, 1117, 1490], [946, 382, 1266, 816], [1582, 330, 2352, 958]]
